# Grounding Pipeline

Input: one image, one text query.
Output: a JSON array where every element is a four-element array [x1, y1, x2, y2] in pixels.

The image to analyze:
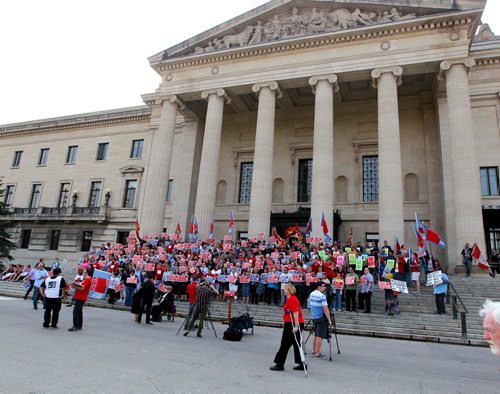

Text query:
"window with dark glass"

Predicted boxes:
[[57, 183, 71, 208], [81, 230, 93, 251], [123, 180, 137, 208], [116, 231, 129, 245], [38, 148, 49, 166], [29, 184, 42, 208], [20, 229, 31, 249], [166, 179, 173, 202], [96, 143, 109, 161], [239, 162, 253, 204], [480, 167, 499, 196], [49, 230, 60, 250], [130, 139, 144, 158], [4, 185, 15, 206], [363, 156, 379, 202], [12, 151, 23, 168], [66, 146, 78, 164], [297, 159, 313, 203], [88, 181, 102, 207]]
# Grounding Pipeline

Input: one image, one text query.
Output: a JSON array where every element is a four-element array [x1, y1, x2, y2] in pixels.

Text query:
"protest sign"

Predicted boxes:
[[333, 280, 344, 289], [360, 276, 367, 284], [349, 254, 356, 264], [218, 275, 228, 283], [426, 270, 444, 287], [144, 263, 155, 271], [378, 281, 391, 290], [228, 275, 237, 284], [268, 237, 276, 243], [177, 275, 188, 282], [126, 277, 138, 284], [336, 255, 344, 267], [241, 240, 248, 247], [267, 275, 278, 283], [224, 290, 236, 297], [250, 274, 260, 282], [345, 276, 355, 285], [239, 276, 250, 284], [368, 256, 375, 268], [89, 270, 112, 300], [345, 247, 351, 254], [292, 274, 303, 282], [113, 282, 125, 293], [271, 252, 279, 259], [387, 259, 395, 269], [390, 279, 408, 293], [356, 257, 363, 271]]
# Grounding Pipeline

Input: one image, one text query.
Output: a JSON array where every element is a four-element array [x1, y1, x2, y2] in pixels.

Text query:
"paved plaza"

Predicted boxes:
[[1, 296, 499, 393]]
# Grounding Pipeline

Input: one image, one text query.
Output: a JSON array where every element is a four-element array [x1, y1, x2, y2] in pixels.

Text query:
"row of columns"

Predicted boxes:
[[139, 58, 484, 254]]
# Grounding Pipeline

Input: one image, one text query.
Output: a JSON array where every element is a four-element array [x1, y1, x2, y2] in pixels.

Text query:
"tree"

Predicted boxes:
[[0, 179, 16, 270]]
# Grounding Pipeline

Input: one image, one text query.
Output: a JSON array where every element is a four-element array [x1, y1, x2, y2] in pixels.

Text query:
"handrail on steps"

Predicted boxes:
[[446, 281, 468, 338]]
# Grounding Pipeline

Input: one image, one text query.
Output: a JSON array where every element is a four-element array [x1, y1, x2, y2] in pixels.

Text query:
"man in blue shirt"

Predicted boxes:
[[360, 267, 374, 313], [433, 272, 449, 314], [308, 281, 332, 359], [33, 260, 48, 310]]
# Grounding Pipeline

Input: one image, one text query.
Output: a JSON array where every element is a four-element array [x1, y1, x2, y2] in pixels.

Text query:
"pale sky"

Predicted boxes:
[[0, 0, 498, 125]]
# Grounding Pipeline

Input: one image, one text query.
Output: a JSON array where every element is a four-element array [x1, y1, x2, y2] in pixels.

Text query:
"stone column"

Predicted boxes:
[[248, 82, 282, 237], [139, 95, 183, 235], [194, 89, 231, 238], [371, 66, 405, 245], [440, 58, 486, 257], [308, 74, 338, 239]]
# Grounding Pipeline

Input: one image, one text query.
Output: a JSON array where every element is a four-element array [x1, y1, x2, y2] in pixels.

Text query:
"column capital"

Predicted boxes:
[[155, 94, 185, 110], [438, 57, 476, 80], [251, 81, 283, 99], [308, 74, 339, 93], [201, 88, 231, 104], [371, 66, 403, 88]]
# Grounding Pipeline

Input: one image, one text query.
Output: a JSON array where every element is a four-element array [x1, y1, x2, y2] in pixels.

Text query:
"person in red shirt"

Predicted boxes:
[[270, 283, 306, 372], [68, 268, 93, 332], [183, 279, 199, 330]]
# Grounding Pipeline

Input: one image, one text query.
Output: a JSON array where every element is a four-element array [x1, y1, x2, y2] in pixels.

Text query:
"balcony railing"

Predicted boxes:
[[5, 206, 108, 222]]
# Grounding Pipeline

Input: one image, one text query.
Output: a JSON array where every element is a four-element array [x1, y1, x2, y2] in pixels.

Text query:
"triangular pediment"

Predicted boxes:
[[149, 0, 486, 64]]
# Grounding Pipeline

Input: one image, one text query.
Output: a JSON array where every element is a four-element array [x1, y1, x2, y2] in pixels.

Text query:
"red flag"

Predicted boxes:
[[471, 243, 491, 271], [284, 226, 295, 238], [228, 210, 234, 235], [395, 236, 401, 254], [272, 228, 286, 246], [305, 217, 312, 235], [425, 227, 446, 248], [321, 212, 329, 236], [175, 223, 182, 237], [135, 219, 140, 240]]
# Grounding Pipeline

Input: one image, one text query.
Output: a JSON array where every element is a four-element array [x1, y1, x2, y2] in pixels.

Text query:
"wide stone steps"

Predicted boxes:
[[0, 277, 490, 346]]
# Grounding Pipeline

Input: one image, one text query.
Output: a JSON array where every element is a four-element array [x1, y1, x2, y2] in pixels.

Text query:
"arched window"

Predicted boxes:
[[335, 176, 348, 203], [404, 173, 419, 202], [216, 180, 227, 204], [272, 178, 284, 203]]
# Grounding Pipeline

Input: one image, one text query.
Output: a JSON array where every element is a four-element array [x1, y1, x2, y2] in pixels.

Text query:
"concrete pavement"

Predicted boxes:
[[0, 296, 499, 393]]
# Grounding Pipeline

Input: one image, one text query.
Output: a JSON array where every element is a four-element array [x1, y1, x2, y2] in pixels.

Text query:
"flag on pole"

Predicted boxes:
[[412, 223, 425, 248], [135, 218, 140, 240], [305, 216, 312, 236], [189, 215, 199, 242], [424, 227, 446, 248], [294, 223, 303, 242], [415, 213, 427, 241], [395, 235, 401, 254], [208, 217, 214, 240], [228, 210, 234, 235], [272, 228, 286, 247], [175, 223, 182, 240], [471, 243, 491, 272], [320, 212, 332, 243]]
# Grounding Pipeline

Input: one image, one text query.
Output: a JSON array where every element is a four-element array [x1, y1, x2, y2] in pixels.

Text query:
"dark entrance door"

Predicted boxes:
[[483, 208, 500, 257]]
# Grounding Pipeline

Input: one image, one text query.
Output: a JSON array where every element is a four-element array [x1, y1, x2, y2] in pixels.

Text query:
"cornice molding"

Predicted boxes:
[[155, 17, 473, 72]]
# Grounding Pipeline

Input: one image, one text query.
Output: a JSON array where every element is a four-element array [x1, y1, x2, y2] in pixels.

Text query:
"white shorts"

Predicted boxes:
[[411, 272, 420, 281]]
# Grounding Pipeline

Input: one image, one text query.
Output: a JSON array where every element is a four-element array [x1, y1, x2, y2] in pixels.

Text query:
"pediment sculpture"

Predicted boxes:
[[192, 7, 416, 55]]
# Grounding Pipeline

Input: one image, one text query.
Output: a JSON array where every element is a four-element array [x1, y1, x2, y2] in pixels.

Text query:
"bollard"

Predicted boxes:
[[461, 312, 467, 338]]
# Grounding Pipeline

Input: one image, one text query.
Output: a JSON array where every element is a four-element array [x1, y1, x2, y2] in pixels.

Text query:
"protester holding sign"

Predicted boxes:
[[410, 252, 421, 293], [359, 268, 374, 313], [433, 270, 449, 315], [332, 274, 344, 311], [270, 284, 306, 371], [106, 270, 121, 305], [68, 268, 92, 332], [344, 266, 359, 312]]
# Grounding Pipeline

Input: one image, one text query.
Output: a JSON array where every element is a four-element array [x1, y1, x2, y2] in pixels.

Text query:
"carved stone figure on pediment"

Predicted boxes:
[[271, 15, 282, 40], [476, 23, 495, 40], [352, 8, 374, 26], [213, 38, 225, 50], [307, 8, 327, 34], [248, 21, 264, 45], [205, 41, 215, 52], [221, 25, 254, 48], [283, 7, 306, 37], [389, 8, 416, 21], [330, 9, 357, 30]]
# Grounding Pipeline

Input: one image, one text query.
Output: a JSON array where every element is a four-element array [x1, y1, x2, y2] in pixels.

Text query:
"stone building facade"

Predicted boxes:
[[1, 0, 499, 272]]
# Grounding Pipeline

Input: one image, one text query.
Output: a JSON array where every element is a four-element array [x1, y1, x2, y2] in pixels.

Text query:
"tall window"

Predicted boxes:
[[123, 180, 137, 208], [297, 159, 313, 203], [166, 179, 173, 202], [81, 231, 93, 251], [38, 148, 49, 166], [20, 229, 31, 249], [96, 143, 109, 161], [49, 230, 60, 251], [130, 139, 144, 158], [57, 183, 71, 208], [88, 181, 102, 207], [480, 167, 499, 196], [116, 231, 129, 245], [363, 156, 379, 202], [29, 184, 42, 208], [4, 185, 15, 206], [12, 151, 22, 168], [66, 146, 78, 164], [239, 162, 253, 204]]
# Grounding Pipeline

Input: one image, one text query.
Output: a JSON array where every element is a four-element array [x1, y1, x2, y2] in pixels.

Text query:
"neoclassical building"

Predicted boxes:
[[1, 0, 499, 272]]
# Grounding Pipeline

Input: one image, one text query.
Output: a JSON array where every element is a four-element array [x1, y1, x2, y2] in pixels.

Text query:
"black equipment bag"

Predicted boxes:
[[223, 328, 243, 341], [229, 313, 253, 331]]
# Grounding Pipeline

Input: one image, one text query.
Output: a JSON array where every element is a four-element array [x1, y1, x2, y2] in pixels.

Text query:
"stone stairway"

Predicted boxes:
[[2, 273, 497, 346]]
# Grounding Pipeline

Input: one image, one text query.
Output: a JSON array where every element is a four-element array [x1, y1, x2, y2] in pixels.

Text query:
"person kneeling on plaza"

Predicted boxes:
[[39, 268, 67, 329], [308, 281, 332, 359], [270, 283, 306, 371], [137, 273, 156, 325], [184, 280, 218, 338]]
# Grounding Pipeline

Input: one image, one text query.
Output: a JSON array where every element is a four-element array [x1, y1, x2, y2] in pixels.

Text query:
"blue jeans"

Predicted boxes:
[[334, 289, 342, 310], [465, 260, 472, 276], [242, 283, 250, 297], [125, 286, 135, 306], [32, 286, 41, 309]]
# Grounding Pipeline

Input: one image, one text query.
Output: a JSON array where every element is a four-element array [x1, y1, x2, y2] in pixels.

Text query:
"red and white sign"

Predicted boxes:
[[267, 275, 278, 283], [239, 276, 250, 284], [126, 277, 138, 285], [144, 263, 155, 271], [158, 283, 169, 292], [224, 290, 236, 297], [379, 281, 391, 290], [228, 275, 237, 284], [368, 256, 375, 268], [292, 274, 303, 282], [345, 276, 355, 285], [114, 282, 125, 292]]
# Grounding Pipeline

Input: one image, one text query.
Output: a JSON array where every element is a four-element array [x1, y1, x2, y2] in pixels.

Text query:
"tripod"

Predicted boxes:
[[176, 306, 217, 338], [303, 309, 341, 361]]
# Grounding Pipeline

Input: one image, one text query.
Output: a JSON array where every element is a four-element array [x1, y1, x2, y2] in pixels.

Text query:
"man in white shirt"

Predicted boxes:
[[39, 268, 67, 329]]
